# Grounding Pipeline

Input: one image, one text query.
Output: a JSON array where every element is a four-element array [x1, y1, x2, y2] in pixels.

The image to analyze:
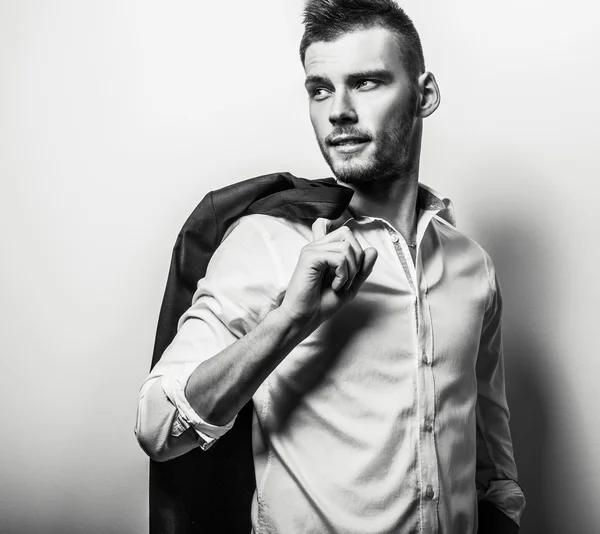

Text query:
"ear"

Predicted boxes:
[[416, 71, 440, 118]]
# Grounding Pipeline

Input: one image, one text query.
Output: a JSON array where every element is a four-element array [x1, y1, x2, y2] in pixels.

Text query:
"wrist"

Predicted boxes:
[[269, 305, 316, 343]]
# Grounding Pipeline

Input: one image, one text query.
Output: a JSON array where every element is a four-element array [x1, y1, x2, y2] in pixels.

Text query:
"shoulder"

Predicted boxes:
[[222, 213, 313, 249], [209, 214, 313, 286], [431, 215, 497, 292]]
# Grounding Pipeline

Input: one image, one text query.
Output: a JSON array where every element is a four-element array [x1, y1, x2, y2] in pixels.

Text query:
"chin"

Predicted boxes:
[[329, 154, 384, 183], [331, 146, 414, 185], [328, 155, 373, 183], [333, 167, 379, 184]]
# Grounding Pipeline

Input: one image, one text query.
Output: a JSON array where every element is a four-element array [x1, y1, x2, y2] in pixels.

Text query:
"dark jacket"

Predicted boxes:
[[149, 173, 353, 534], [148, 172, 518, 534]]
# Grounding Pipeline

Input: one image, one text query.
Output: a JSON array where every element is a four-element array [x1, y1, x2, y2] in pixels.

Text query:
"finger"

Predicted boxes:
[[312, 218, 334, 241], [331, 259, 349, 292], [350, 247, 378, 293], [303, 249, 351, 292], [314, 225, 364, 269], [306, 241, 358, 289], [338, 227, 364, 289], [323, 226, 364, 290], [361, 247, 378, 275]]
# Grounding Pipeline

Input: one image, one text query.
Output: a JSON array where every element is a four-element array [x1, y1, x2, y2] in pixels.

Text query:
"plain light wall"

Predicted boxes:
[[1, 1, 599, 533]]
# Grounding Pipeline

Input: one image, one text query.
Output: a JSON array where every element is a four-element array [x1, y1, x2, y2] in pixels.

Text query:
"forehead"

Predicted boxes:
[[303, 27, 406, 79]]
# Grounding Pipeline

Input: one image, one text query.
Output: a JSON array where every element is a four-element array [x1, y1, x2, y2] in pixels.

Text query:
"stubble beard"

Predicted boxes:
[[318, 100, 418, 186]]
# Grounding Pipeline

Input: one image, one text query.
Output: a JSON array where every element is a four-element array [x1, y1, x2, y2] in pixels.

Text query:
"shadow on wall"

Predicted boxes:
[[484, 217, 553, 534]]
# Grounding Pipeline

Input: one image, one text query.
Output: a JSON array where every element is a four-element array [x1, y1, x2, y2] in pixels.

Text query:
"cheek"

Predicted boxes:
[[372, 104, 412, 140], [309, 107, 330, 139], [367, 91, 413, 127]]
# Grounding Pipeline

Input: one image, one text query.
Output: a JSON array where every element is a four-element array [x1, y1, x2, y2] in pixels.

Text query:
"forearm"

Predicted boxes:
[[185, 307, 310, 426]]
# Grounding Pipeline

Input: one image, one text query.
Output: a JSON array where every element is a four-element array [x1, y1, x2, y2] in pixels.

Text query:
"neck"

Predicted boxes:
[[348, 171, 419, 244], [344, 129, 422, 246]]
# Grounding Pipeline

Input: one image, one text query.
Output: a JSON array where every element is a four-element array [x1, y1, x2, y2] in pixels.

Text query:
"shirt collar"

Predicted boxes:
[[340, 183, 456, 228], [417, 183, 456, 227]]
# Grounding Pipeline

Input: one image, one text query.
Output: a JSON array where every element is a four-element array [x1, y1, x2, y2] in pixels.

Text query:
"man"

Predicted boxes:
[[136, 0, 525, 532]]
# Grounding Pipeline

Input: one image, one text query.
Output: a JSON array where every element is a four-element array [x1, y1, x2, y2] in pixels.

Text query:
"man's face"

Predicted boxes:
[[304, 27, 419, 184]]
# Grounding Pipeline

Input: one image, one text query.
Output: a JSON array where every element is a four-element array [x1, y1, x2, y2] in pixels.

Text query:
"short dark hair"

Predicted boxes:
[[299, 0, 425, 83]]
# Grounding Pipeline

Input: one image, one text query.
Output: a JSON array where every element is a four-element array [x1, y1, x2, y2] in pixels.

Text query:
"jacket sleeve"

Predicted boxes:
[[475, 258, 526, 532], [135, 215, 286, 462]]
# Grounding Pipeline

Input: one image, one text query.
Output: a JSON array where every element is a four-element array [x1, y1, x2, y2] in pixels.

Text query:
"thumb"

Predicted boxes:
[[311, 217, 334, 241]]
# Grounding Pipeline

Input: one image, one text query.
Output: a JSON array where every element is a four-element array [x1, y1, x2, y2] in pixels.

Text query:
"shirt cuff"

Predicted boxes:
[[161, 374, 236, 451], [478, 479, 526, 526]]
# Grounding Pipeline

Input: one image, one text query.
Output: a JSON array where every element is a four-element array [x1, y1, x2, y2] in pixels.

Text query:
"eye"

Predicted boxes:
[[356, 79, 379, 91], [312, 87, 332, 101]]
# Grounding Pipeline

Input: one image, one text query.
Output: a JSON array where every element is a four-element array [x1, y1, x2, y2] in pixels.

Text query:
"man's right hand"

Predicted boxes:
[[155, 216, 378, 434], [278, 217, 378, 332]]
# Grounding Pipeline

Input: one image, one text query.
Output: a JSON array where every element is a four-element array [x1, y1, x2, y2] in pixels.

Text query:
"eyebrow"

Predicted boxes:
[[304, 69, 394, 89], [304, 74, 331, 89]]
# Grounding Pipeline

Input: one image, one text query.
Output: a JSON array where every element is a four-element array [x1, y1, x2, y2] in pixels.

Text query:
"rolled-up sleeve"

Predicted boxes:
[[475, 262, 526, 527], [135, 215, 286, 461]]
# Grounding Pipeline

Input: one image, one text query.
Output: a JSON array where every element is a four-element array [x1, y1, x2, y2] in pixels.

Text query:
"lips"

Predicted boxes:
[[329, 136, 370, 146], [327, 135, 370, 155]]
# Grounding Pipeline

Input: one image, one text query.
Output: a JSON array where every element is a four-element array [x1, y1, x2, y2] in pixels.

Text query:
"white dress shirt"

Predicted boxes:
[[136, 184, 525, 534]]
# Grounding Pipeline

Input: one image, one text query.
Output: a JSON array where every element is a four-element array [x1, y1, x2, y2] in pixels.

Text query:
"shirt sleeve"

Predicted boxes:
[[475, 256, 526, 527], [135, 215, 286, 462]]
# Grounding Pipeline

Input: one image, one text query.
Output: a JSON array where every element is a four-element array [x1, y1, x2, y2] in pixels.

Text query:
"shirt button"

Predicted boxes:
[[390, 233, 400, 243], [425, 485, 435, 499], [422, 351, 429, 365]]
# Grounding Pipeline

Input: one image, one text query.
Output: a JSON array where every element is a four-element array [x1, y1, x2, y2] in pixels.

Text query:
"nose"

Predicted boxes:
[[329, 90, 357, 125]]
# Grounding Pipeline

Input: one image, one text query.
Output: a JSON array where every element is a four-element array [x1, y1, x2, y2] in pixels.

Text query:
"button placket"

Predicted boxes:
[[385, 225, 417, 292], [414, 265, 440, 533], [384, 220, 439, 532]]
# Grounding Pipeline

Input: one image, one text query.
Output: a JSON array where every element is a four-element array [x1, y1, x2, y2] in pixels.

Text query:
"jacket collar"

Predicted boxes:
[[245, 173, 455, 228]]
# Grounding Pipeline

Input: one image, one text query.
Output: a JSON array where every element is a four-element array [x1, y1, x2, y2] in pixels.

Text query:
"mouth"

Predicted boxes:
[[328, 136, 371, 154]]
